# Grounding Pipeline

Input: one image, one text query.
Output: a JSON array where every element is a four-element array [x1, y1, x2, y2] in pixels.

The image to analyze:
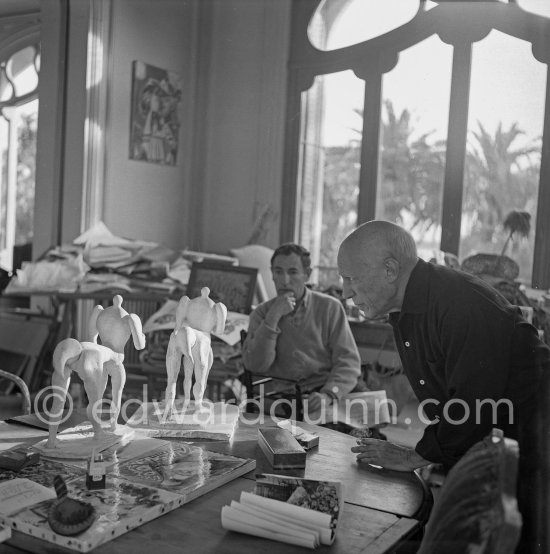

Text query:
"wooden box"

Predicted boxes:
[[258, 427, 306, 469]]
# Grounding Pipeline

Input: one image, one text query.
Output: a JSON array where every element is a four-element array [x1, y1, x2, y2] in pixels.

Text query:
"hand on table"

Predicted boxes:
[[351, 438, 430, 472]]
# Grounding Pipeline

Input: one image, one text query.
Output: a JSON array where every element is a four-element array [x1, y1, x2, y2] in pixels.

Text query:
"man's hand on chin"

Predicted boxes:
[[351, 439, 430, 472]]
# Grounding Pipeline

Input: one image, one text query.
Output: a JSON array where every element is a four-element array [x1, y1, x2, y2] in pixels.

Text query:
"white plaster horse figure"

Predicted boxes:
[[165, 287, 227, 417], [46, 295, 146, 448]]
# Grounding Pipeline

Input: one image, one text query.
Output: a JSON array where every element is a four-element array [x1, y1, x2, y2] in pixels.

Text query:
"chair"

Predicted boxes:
[[242, 368, 305, 420], [0, 310, 57, 393], [0, 369, 31, 418], [239, 329, 305, 419], [417, 428, 522, 554]]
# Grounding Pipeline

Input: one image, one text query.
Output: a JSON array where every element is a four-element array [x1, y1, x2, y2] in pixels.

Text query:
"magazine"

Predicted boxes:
[[309, 390, 391, 428], [142, 299, 249, 345], [0, 441, 255, 552], [221, 473, 343, 549], [126, 400, 241, 440]]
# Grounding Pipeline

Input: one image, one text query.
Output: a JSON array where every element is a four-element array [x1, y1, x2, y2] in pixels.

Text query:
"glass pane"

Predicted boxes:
[[377, 35, 452, 260], [461, 31, 546, 284], [518, 0, 550, 18], [0, 115, 7, 251], [309, 0, 420, 51], [7, 46, 38, 97], [0, 64, 14, 103], [297, 71, 364, 288], [16, 99, 38, 245]]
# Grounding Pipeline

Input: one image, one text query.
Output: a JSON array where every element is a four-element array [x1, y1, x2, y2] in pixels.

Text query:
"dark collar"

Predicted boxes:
[[400, 258, 431, 315]]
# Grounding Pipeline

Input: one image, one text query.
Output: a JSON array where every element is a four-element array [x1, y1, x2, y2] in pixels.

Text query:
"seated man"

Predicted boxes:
[[242, 243, 362, 418]]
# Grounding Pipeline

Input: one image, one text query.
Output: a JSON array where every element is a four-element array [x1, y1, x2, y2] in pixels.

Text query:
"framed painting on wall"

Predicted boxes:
[[186, 262, 259, 314], [129, 60, 182, 165]]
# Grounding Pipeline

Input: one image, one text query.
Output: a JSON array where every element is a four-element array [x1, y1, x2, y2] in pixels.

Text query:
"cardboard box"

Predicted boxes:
[[258, 427, 306, 469], [0, 448, 40, 472], [277, 420, 319, 450]]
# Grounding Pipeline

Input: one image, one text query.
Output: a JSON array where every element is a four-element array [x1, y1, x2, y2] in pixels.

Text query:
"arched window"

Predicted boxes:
[[0, 39, 39, 271], [283, 0, 550, 289]]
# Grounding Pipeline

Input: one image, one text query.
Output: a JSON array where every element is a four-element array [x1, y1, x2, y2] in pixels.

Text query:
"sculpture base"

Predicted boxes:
[[126, 400, 240, 440], [34, 424, 134, 459]]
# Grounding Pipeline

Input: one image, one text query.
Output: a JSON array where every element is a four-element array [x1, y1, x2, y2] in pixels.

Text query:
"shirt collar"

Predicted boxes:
[[297, 286, 312, 310], [400, 258, 431, 314]]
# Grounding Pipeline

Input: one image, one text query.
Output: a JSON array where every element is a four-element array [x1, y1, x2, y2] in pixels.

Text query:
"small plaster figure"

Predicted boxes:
[[46, 295, 146, 449], [165, 287, 227, 415]]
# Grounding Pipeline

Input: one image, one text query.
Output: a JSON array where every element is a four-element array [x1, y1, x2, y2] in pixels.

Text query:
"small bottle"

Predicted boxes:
[[86, 450, 107, 490]]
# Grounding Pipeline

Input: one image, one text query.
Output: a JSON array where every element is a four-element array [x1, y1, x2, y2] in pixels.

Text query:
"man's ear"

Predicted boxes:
[[305, 266, 313, 280], [384, 257, 400, 283]]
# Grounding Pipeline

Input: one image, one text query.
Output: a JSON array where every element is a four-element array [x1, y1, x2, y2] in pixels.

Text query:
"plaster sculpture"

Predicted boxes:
[[46, 295, 146, 449], [165, 287, 227, 416]]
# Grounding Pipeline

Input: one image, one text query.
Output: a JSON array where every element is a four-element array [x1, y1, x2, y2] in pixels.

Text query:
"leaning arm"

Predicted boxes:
[[242, 306, 279, 374], [352, 439, 431, 471]]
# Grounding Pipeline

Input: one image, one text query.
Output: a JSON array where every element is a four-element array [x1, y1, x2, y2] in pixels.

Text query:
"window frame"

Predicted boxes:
[[281, 0, 550, 289], [0, 19, 40, 271]]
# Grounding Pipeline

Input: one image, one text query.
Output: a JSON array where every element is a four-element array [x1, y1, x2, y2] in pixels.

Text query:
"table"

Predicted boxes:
[[0, 413, 431, 554]]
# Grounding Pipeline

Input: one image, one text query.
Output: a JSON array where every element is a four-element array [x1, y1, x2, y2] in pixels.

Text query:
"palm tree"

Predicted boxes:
[[464, 122, 538, 243], [376, 100, 446, 232]]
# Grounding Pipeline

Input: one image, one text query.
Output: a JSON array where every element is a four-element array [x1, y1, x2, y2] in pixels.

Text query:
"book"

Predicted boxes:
[[126, 400, 241, 440], [0, 441, 255, 552], [308, 390, 391, 428], [221, 473, 343, 549], [0, 448, 40, 472], [258, 427, 306, 469]]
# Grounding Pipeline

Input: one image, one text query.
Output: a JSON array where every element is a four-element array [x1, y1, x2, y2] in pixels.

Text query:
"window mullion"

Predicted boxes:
[[357, 71, 382, 225], [440, 42, 472, 255], [532, 68, 550, 289]]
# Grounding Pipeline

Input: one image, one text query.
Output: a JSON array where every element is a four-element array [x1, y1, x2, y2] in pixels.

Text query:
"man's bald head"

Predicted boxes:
[[339, 220, 418, 269], [337, 221, 418, 319]]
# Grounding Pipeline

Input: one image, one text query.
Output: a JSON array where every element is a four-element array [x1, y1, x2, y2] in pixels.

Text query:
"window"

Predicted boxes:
[[0, 42, 39, 272], [283, 0, 550, 288]]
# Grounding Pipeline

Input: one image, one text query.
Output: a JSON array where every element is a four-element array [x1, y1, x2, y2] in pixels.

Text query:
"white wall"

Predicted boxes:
[[102, 0, 196, 248], [194, 0, 291, 254], [36, 0, 291, 256]]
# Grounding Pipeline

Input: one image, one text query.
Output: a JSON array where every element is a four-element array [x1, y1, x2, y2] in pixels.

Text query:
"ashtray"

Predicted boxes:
[[47, 475, 96, 536]]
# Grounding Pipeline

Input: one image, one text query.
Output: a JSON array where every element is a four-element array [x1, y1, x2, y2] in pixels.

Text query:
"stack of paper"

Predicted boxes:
[[221, 474, 343, 549]]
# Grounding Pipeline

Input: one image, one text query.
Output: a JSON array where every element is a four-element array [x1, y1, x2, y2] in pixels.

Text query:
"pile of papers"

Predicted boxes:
[[5, 255, 90, 293], [4, 222, 245, 296], [221, 474, 343, 549]]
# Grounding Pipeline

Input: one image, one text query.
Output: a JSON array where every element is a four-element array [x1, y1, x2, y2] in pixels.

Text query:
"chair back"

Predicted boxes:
[[240, 330, 304, 420], [0, 369, 31, 418], [0, 311, 55, 393], [417, 428, 521, 554]]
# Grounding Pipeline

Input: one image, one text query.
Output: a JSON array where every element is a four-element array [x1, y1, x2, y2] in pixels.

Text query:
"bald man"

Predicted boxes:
[[338, 220, 547, 476]]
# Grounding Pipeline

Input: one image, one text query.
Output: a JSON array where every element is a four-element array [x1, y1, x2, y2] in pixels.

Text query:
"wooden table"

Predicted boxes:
[[0, 413, 431, 554]]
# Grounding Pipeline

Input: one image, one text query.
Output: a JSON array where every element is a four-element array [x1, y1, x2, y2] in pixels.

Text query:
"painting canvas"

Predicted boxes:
[[129, 60, 182, 165], [0, 442, 255, 552], [187, 262, 258, 314]]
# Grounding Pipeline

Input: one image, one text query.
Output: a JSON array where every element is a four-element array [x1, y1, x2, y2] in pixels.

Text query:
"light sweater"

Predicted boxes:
[[242, 288, 361, 399]]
